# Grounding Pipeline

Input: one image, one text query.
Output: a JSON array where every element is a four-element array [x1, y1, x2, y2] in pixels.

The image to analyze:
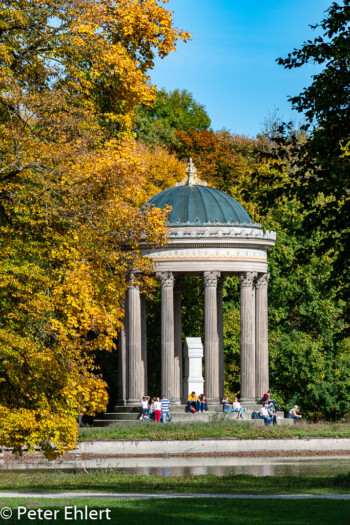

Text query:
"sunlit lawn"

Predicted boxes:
[[1, 472, 350, 495], [79, 421, 350, 441]]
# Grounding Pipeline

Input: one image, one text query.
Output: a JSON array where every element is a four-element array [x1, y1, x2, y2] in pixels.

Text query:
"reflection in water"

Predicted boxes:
[[1, 456, 350, 477]]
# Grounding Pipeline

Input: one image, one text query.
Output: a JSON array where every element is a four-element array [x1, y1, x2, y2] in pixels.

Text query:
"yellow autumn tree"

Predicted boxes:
[[0, 0, 189, 458]]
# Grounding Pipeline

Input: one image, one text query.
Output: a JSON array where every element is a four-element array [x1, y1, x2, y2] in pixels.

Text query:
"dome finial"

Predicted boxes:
[[186, 157, 197, 185], [175, 158, 207, 186]]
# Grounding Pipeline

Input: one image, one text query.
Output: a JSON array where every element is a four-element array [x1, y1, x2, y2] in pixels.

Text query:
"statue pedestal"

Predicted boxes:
[[183, 337, 204, 400]]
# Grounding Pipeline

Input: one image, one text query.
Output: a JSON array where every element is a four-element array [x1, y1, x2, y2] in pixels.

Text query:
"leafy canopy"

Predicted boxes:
[[0, 0, 188, 458], [275, 0, 350, 321], [135, 88, 211, 147], [134, 84, 350, 419]]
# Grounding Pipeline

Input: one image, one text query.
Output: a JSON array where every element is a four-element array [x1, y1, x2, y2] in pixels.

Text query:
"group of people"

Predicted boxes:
[[140, 391, 210, 422], [140, 389, 303, 425], [258, 390, 279, 425], [259, 391, 302, 425], [187, 392, 208, 413], [222, 396, 245, 419], [140, 395, 172, 423], [259, 402, 278, 425], [221, 389, 303, 426]]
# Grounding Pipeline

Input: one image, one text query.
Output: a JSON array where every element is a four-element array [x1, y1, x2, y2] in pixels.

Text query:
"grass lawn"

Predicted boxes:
[[79, 422, 350, 441], [1, 471, 350, 495], [1, 497, 350, 525]]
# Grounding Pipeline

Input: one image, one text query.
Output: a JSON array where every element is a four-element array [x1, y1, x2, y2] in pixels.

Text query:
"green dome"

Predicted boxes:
[[145, 185, 254, 225]]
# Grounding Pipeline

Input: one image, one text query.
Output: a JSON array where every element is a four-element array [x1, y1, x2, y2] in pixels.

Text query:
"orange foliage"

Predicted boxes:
[[174, 129, 258, 190]]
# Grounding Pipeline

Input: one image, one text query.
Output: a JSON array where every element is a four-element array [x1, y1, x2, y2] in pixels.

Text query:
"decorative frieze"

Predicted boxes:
[[204, 271, 221, 287], [145, 247, 267, 260], [157, 271, 175, 288], [170, 227, 276, 240]]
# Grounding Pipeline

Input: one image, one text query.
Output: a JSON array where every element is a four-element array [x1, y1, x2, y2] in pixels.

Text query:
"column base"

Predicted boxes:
[[126, 398, 140, 406], [239, 397, 257, 406], [206, 397, 220, 405], [171, 398, 181, 405]]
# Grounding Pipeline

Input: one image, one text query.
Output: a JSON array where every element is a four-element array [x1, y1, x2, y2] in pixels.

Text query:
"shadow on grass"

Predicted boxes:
[[3, 498, 350, 525]]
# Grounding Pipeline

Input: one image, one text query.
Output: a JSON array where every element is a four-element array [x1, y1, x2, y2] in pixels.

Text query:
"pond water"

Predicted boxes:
[[2, 455, 350, 477]]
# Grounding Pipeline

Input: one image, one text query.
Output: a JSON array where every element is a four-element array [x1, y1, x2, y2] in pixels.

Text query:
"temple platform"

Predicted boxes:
[[92, 404, 294, 427]]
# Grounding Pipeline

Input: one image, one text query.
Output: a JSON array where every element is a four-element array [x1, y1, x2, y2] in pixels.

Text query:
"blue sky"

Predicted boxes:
[[150, 0, 331, 137]]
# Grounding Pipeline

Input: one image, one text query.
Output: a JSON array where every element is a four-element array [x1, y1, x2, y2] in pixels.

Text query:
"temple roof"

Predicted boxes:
[[145, 182, 254, 226]]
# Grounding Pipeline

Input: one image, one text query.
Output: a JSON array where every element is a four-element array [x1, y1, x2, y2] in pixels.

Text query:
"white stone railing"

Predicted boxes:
[[170, 228, 276, 240]]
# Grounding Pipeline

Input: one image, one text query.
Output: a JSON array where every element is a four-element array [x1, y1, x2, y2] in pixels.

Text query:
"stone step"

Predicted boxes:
[[93, 419, 144, 427], [101, 412, 217, 421], [113, 406, 143, 413], [102, 413, 144, 421], [103, 407, 285, 422], [102, 412, 214, 422], [113, 404, 275, 413], [93, 407, 289, 426], [92, 416, 293, 428], [106, 411, 269, 420], [92, 417, 266, 428], [277, 418, 295, 426]]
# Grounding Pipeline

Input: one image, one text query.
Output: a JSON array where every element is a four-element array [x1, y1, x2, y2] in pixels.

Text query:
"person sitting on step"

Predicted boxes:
[[140, 395, 150, 421], [197, 393, 208, 412], [187, 391, 198, 413], [260, 389, 278, 411], [260, 403, 273, 425], [202, 394, 209, 411], [232, 397, 245, 419], [267, 404, 278, 426], [286, 405, 303, 422], [222, 395, 235, 413]]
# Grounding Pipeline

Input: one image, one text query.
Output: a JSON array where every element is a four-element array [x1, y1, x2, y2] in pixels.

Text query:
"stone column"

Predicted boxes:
[[239, 272, 257, 403], [127, 274, 143, 404], [255, 273, 270, 399], [174, 275, 184, 404], [204, 271, 220, 404], [141, 294, 148, 396], [217, 276, 226, 399], [117, 294, 128, 406], [158, 271, 175, 401]]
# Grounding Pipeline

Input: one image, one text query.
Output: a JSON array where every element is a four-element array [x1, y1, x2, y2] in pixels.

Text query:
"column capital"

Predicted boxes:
[[127, 271, 139, 287], [239, 271, 257, 288], [157, 271, 175, 288], [203, 271, 220, 287], [256, 273, 270, 289]]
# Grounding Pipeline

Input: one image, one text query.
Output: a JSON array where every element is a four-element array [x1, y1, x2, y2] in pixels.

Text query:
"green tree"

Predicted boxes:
[[276, 0, 350, 323], [230, 155, 350, 419], [135, 88, 211, 147]]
